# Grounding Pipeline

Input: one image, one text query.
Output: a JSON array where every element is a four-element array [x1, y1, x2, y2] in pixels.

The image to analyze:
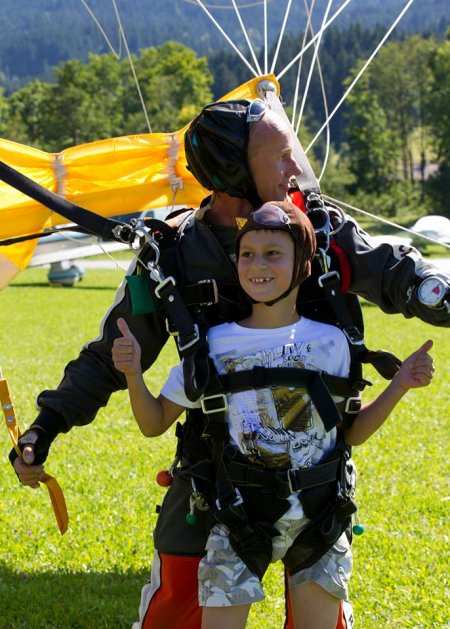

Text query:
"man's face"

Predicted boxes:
[[248, 113, 303, 203]]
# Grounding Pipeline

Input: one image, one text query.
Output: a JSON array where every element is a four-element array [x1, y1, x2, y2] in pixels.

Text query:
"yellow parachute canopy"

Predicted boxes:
[[0, 75, 280, 288]]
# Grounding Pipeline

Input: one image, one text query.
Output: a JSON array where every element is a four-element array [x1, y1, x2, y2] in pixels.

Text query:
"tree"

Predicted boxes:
[[1, 42, 213, 150], [43, 54, 125, 149], [425, 33, 450, 216], [345, 74, 399, 194], [0, 87, 10, 138], [121, 41, 212, 133], [366, 37, 436, 183], [6, 80, 52, 146]]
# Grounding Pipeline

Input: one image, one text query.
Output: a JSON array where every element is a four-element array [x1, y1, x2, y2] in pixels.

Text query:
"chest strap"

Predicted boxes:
[[202, 366, 362, 434]]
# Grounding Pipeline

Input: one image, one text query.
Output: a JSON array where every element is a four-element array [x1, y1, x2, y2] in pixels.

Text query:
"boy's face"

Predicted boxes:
[[237, 229, 295, 303]]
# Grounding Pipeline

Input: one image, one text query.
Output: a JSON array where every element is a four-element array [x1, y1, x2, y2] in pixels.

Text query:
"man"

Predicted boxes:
[[11, 99, 450, 628]]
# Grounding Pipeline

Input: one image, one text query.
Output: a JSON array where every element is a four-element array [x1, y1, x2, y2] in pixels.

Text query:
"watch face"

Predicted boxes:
[[417, 277, 447, 307]]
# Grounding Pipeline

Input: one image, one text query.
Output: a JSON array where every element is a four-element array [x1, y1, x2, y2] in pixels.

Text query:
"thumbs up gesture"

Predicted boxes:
[[395, 339, 434, 391], [112, 318, 142, 376]]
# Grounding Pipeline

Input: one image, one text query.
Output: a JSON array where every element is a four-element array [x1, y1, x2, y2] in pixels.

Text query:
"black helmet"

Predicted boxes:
[[184, 99, 267, 207], [235, 200, 316, 306]]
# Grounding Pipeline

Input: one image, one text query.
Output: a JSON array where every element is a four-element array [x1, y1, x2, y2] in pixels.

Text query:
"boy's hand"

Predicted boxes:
[[394, 340, 434, 391], [112, 318, 142, 376]]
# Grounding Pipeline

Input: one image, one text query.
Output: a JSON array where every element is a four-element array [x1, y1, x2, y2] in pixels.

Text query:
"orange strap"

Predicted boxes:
[[0, 375, 69, 534]]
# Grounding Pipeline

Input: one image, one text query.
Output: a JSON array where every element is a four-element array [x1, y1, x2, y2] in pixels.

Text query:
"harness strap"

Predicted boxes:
[[227, 458, 340, 495], [218, 366, 361, 397], [0, 160, 130, 243], [181, 456, 340, 494], [318, 269, 401, 380], [215, 367, 344, 433], [360, 349, 402, 380]]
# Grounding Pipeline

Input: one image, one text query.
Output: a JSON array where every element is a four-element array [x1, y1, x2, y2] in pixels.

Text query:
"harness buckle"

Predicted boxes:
[[154, 275, 176, 299], [165, 318, 178, 337], [201, 393, 228, 414], [343, 326, 364, 345], [318, 270, 340, 289], [344, 397, 361, 414], [177, 323, 200, 352], [198, 279, 219, 306], [287, 468, 300, 494]]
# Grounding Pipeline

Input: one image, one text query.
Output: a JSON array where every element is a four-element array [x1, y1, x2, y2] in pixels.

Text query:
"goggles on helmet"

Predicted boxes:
[[246, 99, 267, 123]]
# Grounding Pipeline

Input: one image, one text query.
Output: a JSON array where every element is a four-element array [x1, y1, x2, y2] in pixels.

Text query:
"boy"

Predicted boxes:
[[113, 200, 434, 629]]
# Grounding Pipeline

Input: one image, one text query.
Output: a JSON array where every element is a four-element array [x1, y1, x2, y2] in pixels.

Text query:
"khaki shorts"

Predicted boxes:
[[198, 523, 352, 607]]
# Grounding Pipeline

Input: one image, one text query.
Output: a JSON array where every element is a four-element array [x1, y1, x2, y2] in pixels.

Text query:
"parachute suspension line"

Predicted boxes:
[[182, 0, 271, 8], [231, 0, 262, 75], [270, 0, 293, 74], [96, 242, 131, 271], [276, 0, 353, 80], [80, 0, 121, 59], [316, 55, 331, 182], [263, 0, 268, 73], [323, 194, 450, 250], [47, 228, 131, 270], [305, 0, 416, 154], [290, 0, 317, 127], [192, 0, 259, 76], [111, 0, 152, 133], [299, 0, 331, 182], [295, 0, 334, 136]]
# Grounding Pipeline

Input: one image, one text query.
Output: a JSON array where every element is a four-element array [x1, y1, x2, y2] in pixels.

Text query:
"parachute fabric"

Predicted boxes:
[[0, 74, 280, 288]]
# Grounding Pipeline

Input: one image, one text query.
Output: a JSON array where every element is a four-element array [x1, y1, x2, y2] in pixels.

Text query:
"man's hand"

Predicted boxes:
[[13, 452, 45, 489], [8, 424, 54, 485], [393, 339, 434, 391], [112, 318, 142, 376]]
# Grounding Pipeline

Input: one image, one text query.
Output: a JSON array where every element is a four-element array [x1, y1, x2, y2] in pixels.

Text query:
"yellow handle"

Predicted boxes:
[[1, 376, 69, 535]]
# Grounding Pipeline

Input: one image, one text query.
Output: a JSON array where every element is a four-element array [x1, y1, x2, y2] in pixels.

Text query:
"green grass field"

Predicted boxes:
[[0, 267, 449, 629]]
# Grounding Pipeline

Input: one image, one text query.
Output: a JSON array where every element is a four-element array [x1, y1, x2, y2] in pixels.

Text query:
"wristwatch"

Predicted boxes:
[[416, 276, 449, 308]]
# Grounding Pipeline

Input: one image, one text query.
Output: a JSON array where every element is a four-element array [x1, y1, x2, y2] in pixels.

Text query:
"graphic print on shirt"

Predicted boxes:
[[218, 339, 337, 469]]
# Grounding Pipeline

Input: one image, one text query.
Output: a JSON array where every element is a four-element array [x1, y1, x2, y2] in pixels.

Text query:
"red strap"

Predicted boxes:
[[329, 240, 352, 293], [289, 189, 307, 213]]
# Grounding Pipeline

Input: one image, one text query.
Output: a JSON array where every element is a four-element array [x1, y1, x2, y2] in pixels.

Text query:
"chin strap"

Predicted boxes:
[[1, 368, 68, 535]]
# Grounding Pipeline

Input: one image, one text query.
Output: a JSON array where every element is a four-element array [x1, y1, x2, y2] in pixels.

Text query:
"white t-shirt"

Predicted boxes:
[[161, 317, 350, 470]]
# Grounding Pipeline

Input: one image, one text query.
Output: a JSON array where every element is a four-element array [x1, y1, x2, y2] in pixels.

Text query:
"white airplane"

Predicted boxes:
[[410, 215, 450, 249]]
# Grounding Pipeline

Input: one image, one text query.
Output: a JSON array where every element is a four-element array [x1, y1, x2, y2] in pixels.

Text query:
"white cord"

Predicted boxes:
[[183, 0, 271, 8], [298, 0, 331, 182], [192, 0, 259, 76], [270, 0, 293, 74], [295, 0, 334, 135], [80, 0, 121, 59], [231, 0, 262, 75], [291, 0, 317, 126], [111, 0, 152, 133], [277, 0, 353, 81], [323, 194, 450, 250], [305, 0, 416, 154], [263, 0, 269, 74]]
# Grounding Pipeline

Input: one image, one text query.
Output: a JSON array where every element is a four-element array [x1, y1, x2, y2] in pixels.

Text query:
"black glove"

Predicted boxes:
[[8, 407, 64, 470], [8, 425, 53, 468]]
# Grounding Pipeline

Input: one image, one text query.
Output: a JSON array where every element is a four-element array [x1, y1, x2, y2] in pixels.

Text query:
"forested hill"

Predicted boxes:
[[0, 0, 448, 90]]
